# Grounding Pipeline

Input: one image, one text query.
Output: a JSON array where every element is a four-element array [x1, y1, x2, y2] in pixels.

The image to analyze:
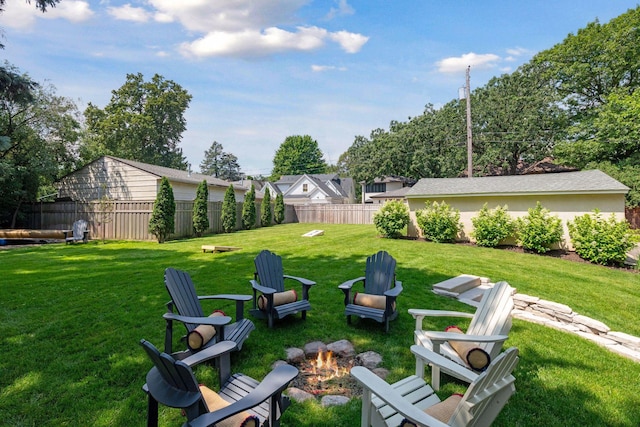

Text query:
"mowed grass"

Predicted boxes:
[[1, 223, 639, 426]]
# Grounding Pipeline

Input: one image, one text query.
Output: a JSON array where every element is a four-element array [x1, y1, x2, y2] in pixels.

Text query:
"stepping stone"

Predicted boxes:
[[432, 274, 481, 296]]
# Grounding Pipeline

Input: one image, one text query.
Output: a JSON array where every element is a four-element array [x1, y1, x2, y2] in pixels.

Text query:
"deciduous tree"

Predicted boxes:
[[271, 135, 326, 179], [81, 73, 190, 169]]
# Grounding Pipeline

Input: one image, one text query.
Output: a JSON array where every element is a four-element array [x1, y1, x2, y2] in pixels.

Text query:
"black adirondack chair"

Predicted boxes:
[[338, 250, 403, 332], [250, 250, 316, 328], [163, 268, 255, 359], [140, 339, 298, 427]]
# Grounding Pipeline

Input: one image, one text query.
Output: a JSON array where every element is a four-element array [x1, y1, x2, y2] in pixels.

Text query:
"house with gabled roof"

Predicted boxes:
[[362, 176, 416, 204], [267, 173, 355, 205], [405, 169, 629, 248], [56, 156, 248, 202]]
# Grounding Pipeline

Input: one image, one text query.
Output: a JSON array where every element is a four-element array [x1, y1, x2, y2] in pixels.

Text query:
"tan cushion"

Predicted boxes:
[[258, 289, 297, 310], [199, 385, 259, 427], [399, 394, 463, 426], [353, 292, 396, 311], [187, 310, 225, 350], [445, 325, 491, 371]]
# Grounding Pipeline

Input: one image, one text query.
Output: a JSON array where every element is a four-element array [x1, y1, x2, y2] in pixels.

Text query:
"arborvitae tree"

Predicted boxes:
[[192, 180, 209, 237], [260, 187, 272, 227], [274, 193, 285, 224], [242, 184, 256, 230], [148, 177, 175, 243], [221, 185, 237, 233]]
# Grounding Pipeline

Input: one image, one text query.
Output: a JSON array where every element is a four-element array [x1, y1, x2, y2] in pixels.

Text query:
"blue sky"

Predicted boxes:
[[1, 1, 637, 177]]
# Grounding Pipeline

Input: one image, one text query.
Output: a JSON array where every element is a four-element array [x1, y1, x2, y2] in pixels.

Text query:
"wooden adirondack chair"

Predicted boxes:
[[163, 268, 255, 360], [351, 345, 519, 427], [250, 250, 316, 328], [339, 251, 403, 332], [140, 339, 298, 427], [63, 219, 89, 243], [409, 281, 514, 390]]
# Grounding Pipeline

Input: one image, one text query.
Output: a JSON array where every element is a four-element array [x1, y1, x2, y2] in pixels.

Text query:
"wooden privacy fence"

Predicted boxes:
[[22, 202, 379, 240], [293, 204, 380, 224]]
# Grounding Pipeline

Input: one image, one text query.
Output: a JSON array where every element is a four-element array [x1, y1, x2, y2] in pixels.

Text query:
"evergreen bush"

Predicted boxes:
[[242, 184, 256, 230], [516, 202, 563, 253], [568, 210, 637, 266], [471, 204, 515, 247], [260, 187, 272, 227], [415, 201, 462, 243], [192, 180, 209, 237], [148, 176, 175, 243], [221, 185, 236, 233], [373, 200, 410, 238], [274, 193, 285, 224]]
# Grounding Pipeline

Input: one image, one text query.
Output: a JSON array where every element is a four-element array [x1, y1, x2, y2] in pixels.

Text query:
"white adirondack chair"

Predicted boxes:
[[351, 346, 519, 427], [409, 281, 514, 390]]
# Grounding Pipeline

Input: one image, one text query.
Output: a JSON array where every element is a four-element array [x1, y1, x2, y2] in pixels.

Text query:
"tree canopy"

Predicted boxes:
[[200, 140, 242, 181], [81, 73, 191, 169], [271, 135, 327, 179], [340, 6, 640, 206], [0, 64, 80, 227]]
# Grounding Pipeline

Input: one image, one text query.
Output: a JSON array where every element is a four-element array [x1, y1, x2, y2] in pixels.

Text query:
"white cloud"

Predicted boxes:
[[145, 0, 368, 58], [506, 47, 529, 56], [436, 52, 501, 74], [329, 30, 368, 53], [311, 65, 347, 72], [327, 0, 355, 20], [0, 1, 92, 29], [107, 4, 151, 23], [180, 26, 367, 58]]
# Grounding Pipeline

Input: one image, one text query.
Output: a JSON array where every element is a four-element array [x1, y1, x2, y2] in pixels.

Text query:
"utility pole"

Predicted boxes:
[[465, 65, 473, 178]]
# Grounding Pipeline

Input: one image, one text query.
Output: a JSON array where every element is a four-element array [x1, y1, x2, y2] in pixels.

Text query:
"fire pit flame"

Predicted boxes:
[[312, 350, 344, 379]]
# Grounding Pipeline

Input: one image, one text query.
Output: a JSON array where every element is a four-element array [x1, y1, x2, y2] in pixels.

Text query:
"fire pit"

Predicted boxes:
[[283, 340, 385, 400]]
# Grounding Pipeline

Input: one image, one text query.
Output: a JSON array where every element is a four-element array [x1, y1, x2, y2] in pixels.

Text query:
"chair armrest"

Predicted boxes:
[[162, 312, 232, 327], [350, 366, 450, 427], [408, 308, 475, 331], [181, 340, 237, 367], [384, 281, 403, 297], [410, 345, 479, 384], [338, 277, 365, 290], [198, 294, 252, 302], [422, 331, 509, 344], [284, 274, 316, 286], [186, 364, 299, 427], [250, 280, 276, 295]]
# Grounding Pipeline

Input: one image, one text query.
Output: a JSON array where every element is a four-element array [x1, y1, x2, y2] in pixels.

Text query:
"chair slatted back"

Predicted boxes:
[[73, 220, 88, 240], [450, 347, 519, 427], [466, 281, 514, 359], [165, 268, 205, 334], [364, 251, 396, 295], [254, 250, 285, 292]]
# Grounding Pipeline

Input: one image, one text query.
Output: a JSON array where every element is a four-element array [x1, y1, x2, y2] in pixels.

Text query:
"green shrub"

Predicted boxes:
[[221, 184, 236, 233], [148, 176, 175, 243], [416, 201, 462, 243], [274, 193, 285, 224], [471, 204, 515, 247], [242, 184, 256, 230], [260, 187, 272, 227], [192, 180, 209, 237], [373, 200, 410, 238], [516, 202, 563, 253], [568, 210, 638, 266]]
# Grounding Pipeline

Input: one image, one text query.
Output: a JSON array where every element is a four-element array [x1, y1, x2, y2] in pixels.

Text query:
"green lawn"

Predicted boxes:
[[1, 223, 639, 426]]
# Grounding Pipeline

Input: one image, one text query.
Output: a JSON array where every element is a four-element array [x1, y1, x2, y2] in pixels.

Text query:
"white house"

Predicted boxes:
[[56, 156, 247, 202], [264, 174, 356, 205], [362, 176, 416, 204]]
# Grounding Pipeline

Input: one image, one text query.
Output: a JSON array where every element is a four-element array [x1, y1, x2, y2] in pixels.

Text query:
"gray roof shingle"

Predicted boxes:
[[406, 170, 628, 198]]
